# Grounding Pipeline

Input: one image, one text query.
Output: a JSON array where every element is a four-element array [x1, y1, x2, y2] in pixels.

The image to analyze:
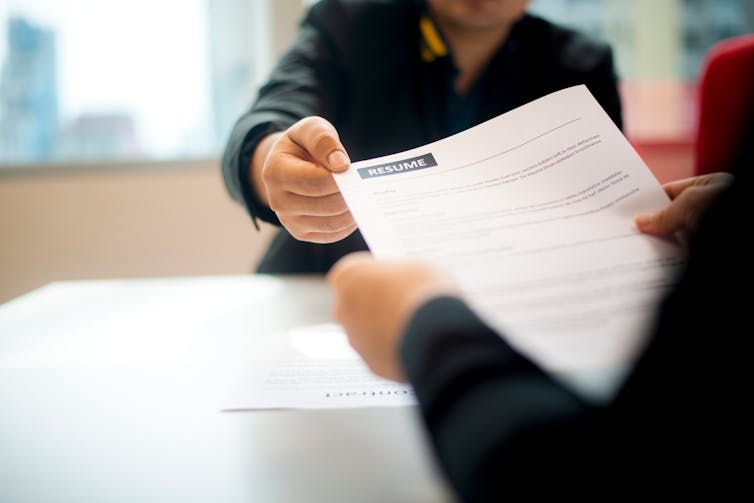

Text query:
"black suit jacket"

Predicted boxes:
[[222, 0, 623, 273]]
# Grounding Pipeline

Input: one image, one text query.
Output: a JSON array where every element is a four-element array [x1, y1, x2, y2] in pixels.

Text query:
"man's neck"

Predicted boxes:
[[434, 19, 514, 96]]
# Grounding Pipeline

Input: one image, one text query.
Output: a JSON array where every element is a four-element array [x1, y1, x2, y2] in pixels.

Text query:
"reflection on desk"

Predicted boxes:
[[0, 275, 454, 503]]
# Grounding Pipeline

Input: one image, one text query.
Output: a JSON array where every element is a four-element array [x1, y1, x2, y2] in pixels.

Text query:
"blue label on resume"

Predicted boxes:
[[357, 153, 437, 179]]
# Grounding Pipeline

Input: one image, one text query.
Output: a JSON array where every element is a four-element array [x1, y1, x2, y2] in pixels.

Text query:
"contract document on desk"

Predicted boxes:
[[226, 323, 416, 410], [334, 85, 685, 378]]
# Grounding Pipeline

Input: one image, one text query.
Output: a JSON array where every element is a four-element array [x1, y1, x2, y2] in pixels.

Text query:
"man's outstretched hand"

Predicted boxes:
[[251, 116, 357, 243]]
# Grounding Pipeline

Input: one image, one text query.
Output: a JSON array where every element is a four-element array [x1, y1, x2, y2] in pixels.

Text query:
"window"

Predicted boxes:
[[0, 0, 275, 164], [529, 0, 754, 140]]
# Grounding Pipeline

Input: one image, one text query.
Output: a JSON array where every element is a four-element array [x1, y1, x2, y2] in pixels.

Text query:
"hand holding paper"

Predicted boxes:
[[635, 172, 734, 237], [256, 116, 356, 243]]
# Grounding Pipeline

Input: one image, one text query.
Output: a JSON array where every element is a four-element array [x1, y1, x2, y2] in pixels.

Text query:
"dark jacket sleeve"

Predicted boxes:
[[553, 23, 623, 130], [220, 1, 347, 228], [400, 297, 616, 501]]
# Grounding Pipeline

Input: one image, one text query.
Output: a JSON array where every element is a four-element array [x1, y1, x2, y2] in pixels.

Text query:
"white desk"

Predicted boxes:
[[0, 275, 454, 503]]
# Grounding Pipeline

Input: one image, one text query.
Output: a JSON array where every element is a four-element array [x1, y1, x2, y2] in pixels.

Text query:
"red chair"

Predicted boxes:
[[694, 34, 754, 176]]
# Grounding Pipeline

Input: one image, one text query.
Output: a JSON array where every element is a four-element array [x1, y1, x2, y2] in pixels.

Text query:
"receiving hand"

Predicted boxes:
[[635, 173, 733, 238], [255, 116, 357, 243], [327, 252, 459, 382]]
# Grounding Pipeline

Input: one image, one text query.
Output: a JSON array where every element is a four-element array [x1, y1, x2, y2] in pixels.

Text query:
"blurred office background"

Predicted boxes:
[[1, 0, 752, 303]]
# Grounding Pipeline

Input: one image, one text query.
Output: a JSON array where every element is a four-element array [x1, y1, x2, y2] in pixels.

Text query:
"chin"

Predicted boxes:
[[432, 0, 529, 30]]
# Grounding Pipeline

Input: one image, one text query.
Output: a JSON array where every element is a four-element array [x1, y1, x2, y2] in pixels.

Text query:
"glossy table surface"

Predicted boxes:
[[0, 275, 453, 503]]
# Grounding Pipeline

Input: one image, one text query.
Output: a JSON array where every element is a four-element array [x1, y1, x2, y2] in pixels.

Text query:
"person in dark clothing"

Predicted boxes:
[[222, 0, 623, 273], [328, 127, 749, 502]]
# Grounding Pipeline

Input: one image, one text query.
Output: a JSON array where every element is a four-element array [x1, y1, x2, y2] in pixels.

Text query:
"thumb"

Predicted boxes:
[[288, 116, 351, 172], [635, 201, 689, 237]]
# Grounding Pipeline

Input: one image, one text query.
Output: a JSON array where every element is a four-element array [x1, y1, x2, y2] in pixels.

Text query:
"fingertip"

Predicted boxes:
[[339, 251, 373, 268], [326, 259, 344, 283], [327, 150, 351, 172], [328, 251, 361, 282], [634, 213, 653, 231]]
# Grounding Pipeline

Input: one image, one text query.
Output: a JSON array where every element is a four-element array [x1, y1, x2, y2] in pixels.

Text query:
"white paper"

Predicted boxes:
[[226, 324, 416, 410], [334, 86, 685, 378]]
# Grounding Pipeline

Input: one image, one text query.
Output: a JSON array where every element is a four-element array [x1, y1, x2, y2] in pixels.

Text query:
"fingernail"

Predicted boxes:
[[328, 150, 350, 170]]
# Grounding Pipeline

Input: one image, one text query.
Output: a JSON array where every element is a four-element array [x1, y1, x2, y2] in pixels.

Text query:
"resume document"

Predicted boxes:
[[334, 85, 684, 386]]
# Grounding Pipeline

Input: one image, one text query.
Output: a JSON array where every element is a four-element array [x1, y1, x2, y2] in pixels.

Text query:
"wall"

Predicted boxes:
[[0, 159, 276, 304], [0, 146, 692, 306]]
